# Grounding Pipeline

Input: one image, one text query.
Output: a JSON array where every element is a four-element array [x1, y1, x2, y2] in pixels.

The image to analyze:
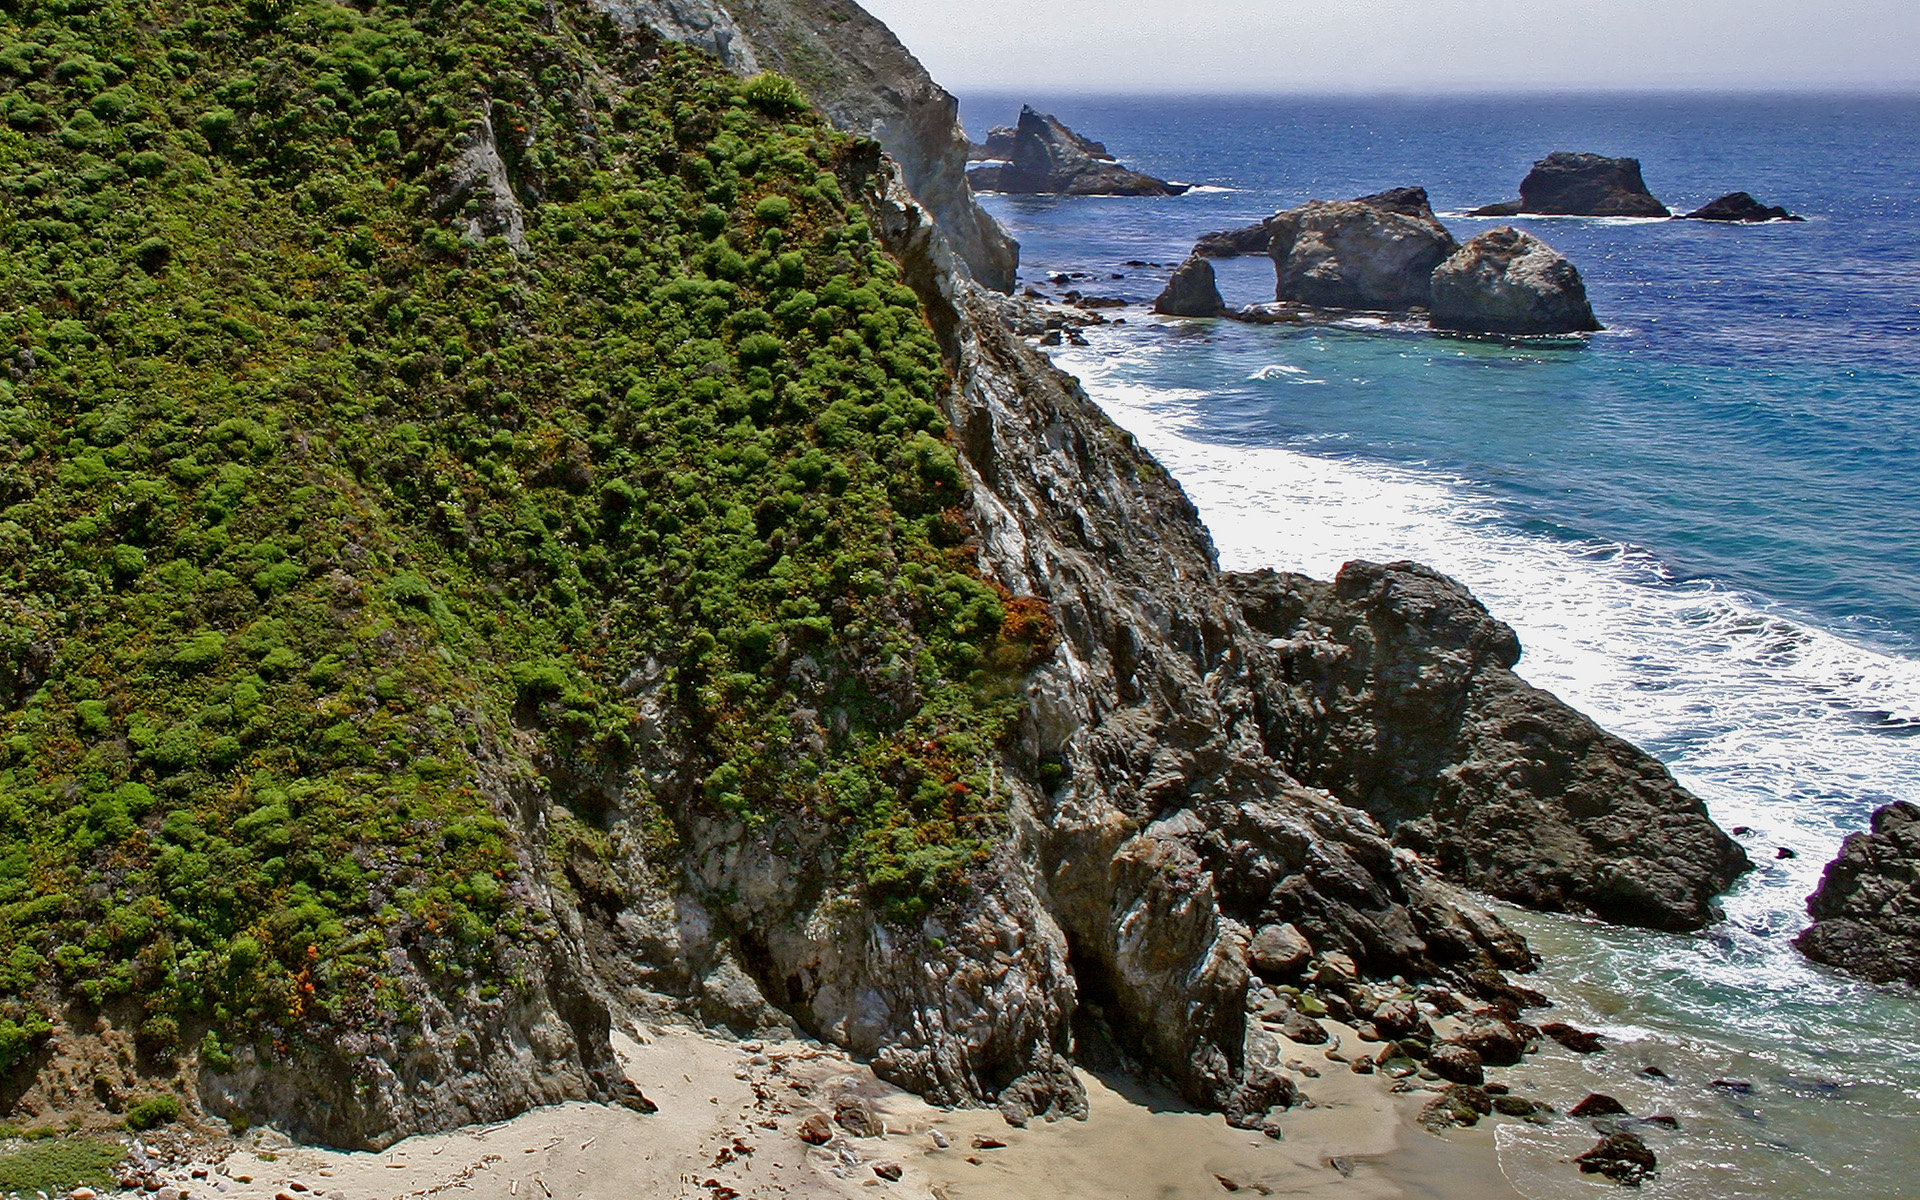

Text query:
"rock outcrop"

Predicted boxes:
[[1227, 563, 1747, 928], [1195, 220, 1274, 258], [1153, 255, 1227, 317], [1470, 152, 1670, 218], [599, 0, 1020, 289], [1268, 189, 1458, 311], [1795, 801, 1920, 985], [1429, 227, 1603, 336], [966, 106, 1189, 197], [1680, 192, 1803, 223]]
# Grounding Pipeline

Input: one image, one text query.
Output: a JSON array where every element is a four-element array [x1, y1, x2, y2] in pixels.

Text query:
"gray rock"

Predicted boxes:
[[1680, 192, 1803, 223], [966, 106, 1189, 197], [1459, 1018, 1527, 1066], [1249, 923, 1313, 977], [1268, 191, 1457, 311], [1277, 1010, 1329, 1046], [1153, 256, 1226, 318], [1795, 801, 1920, 985], [1228, 562, 1749, 929], [1194, 221, 1273, 258], [1469, 152, 1669, 218], [1430, 228, 1602, 335]]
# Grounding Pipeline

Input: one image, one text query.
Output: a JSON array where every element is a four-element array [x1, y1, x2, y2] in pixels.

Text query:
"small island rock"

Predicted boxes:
[[967, 106, 1188, 196], [1794, 800, 1920, 986], [1195, 220, 1274, 257], [1153, 255, 1227, 317], [1429, 227, 1602, 335], [1469, 152, 1670, 218], [1269, 187, 1458, 311], [1680, 191, 1804, 222]]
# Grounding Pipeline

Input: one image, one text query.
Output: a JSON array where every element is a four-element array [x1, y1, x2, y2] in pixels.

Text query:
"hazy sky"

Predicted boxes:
[[859, 0, 1920, 94]]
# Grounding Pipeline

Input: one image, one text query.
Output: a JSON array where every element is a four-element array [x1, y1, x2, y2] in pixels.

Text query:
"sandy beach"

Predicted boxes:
[[184, 1017, 1524, 1200]]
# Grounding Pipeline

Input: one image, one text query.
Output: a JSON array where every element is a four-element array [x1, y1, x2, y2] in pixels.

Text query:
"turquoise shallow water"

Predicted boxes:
[[961, 93, 1920, 1197]]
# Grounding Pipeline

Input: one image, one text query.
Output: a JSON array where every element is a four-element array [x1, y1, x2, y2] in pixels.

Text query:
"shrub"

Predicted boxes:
[[0, 1139, 125, 1193], [741, 73, 808, 118], [123, 1096, 180, 1131]]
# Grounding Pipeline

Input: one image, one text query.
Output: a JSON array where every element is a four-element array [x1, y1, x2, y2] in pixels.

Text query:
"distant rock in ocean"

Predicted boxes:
[[1680, 191, 1804, 222], [1430, 227, 1603, 335], [1267, 187, 1458, 311], [1153, 255, 1226, 317], [1469, 151, 1670, 218], [1795, 800, 1920, 986], [965, 106, 1190, 196], [1195, 220, 1274, 257]]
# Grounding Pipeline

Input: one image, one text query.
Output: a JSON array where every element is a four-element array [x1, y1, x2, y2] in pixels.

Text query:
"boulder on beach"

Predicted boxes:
[[966, 106, 1189, 196], [1429, 227, 1602, 335], [1268, 187, 1459, 311], [1469, 152, 1670, 218], [1680, 191, 1804, 222], [1794, 800, 1920, 986], [1153, 255, 1227, 317]]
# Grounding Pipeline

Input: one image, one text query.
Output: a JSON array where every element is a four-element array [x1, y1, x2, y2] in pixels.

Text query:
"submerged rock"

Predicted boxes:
[[1795, 800, 1920, 985], [1469, 151, 1670, 218], [1429, 227, 1603, 335], [966, 106, 1188, 196], [1680, 191, 1804, 222], [1153, 255, 1227, 317], [1576, 1131, 1658, 1185], [1268, 188, 1458, 311]]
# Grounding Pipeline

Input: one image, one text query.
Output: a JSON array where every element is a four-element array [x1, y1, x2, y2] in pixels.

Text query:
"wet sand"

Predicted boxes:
[[207, 1021, 1523, 1200]]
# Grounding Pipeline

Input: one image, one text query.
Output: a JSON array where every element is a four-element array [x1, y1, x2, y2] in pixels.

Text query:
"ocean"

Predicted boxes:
[[958, 93, 1920, 1198]]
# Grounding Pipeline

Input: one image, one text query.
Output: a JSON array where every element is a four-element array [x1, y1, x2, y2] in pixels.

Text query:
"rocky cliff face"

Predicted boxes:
[[1268, 194, 1458, 311], [965, 106, 1188, 197], [598, 0, 1020, 290]]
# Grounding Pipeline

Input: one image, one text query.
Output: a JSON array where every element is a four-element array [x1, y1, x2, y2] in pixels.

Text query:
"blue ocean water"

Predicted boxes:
[[960, 94, 1920, 1198]]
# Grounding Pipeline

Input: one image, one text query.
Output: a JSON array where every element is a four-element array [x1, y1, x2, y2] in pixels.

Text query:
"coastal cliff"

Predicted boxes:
[[0, 0, 1745, 1152]]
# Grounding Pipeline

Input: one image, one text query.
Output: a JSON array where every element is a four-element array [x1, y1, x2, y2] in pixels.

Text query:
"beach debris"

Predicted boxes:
[[1214, 1174, 1241, 1192], [1328, 1156, 1354, 1178], [970, 1135, 1006, 1150], [929, 1130, 950, 1149], [872, 1161, 903, 1181], [833, 1093, 881, 1137], [798, 1114, 834, 1145]]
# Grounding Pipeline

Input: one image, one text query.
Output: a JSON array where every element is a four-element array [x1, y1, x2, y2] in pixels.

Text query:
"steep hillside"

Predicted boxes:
[[0, 0, 1040, 1141], [0, 0, 1745, 1153]]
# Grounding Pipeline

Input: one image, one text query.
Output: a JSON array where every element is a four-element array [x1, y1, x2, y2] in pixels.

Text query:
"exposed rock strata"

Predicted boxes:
[[1153, 255, 1227, 317], [1680, 192, 1803, 223], [1430, 227, 1603, 335], [1470, 152, 1670, 218], [1796, 801, 1920, 985], [1268, 192, 1458, 311], [966, 107, 1189, 197]]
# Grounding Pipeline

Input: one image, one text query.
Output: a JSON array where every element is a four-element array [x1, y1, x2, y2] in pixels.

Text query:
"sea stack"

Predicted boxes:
[[1429, 227, 1603, 335], [1681, 192, 1804, 222], [1470, 152, 1670, 218], [966, 106, 1189, 196], [1795, 801, 1920, 985], [1268, 187, 1458, 311], [1154, 255, 1228, 317]]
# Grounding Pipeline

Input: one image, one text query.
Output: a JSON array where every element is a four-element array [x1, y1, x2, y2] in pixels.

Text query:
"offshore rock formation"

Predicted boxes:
[[1153, 255, 1227, 317], [1680, 191, 1803, 223], [966, 107, 1189, 197], [1796, 801, 1920, 985], [1430, 227, 1603, 336], [1194, 220, 1273, 257], [1268, 189, 1458, 311], [1470, 152, 1671, 218]]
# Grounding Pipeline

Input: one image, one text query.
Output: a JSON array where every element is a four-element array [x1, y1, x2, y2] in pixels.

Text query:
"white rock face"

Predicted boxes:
[[592, 0, 762, 72]]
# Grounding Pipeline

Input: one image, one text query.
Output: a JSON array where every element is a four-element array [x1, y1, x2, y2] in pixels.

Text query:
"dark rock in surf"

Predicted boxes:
[[1428, 1043, 1486, 1086], [1680, 192, 1803, 223], [1469, 152, 1670, 218], [1429, 227, 1603, 335], [1195, 220, 1274, 257], [965, 106, 1188, 196], [1227, 561, 1750, 930], [1540, 1022, 1607, 1053], [1570, 1093, 1630, 1118], [1153, 255, 1227, 317], [1576, 1131, 1658, 1185], [1795, 800, 1920, 986], [1459, 1018, 1528, 1066], [1267, 189, 1458, 311]]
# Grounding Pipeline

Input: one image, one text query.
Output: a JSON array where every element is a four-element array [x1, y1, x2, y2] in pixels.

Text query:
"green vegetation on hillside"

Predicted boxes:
[[0, 0, 1048, 1078]]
